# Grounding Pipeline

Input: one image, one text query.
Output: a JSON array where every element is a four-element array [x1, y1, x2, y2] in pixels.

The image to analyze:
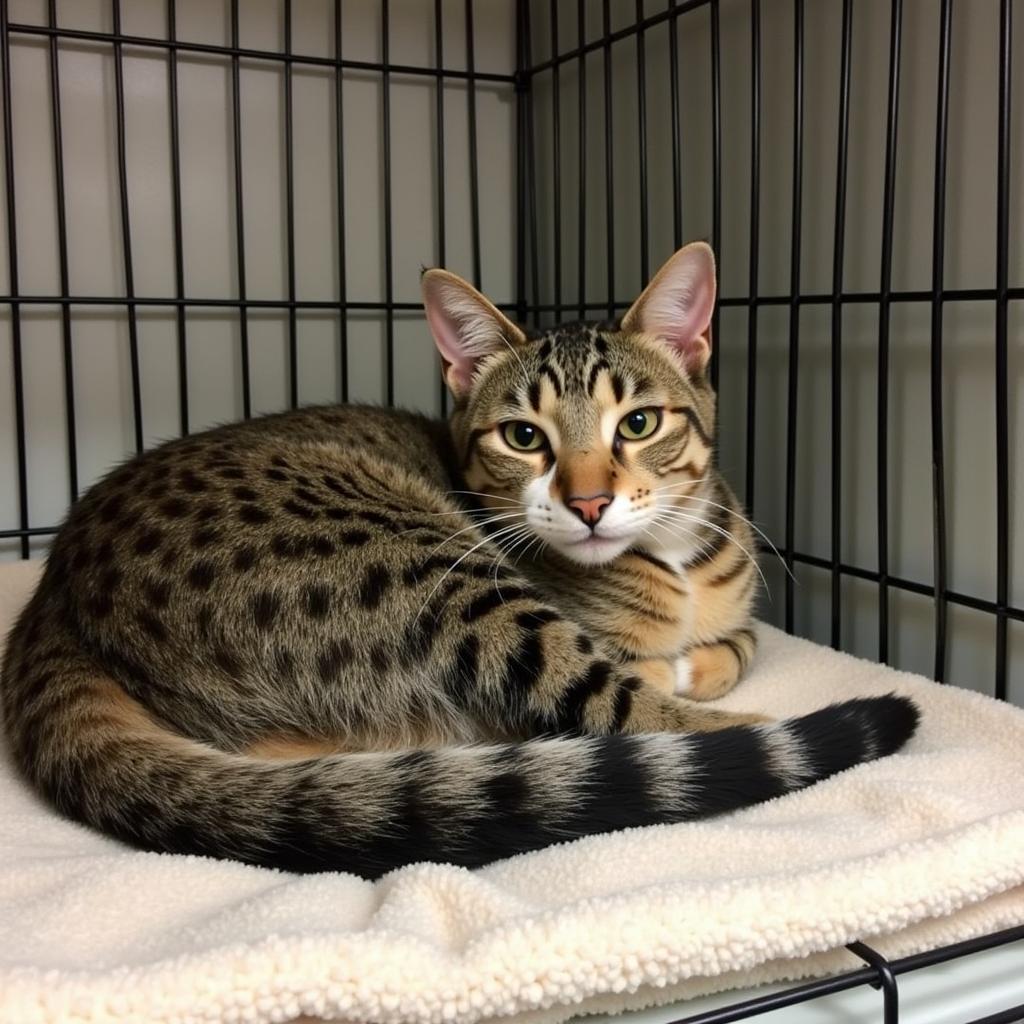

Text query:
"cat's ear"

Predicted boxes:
[[620, 242, 716, 377], [421, 269, 526, 396]]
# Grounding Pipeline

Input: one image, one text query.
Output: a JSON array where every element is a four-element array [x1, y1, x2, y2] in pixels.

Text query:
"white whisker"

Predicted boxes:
[[654, 506, 770, 595]]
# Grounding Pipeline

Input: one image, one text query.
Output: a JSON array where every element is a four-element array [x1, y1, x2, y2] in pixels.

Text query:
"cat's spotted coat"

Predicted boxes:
[[0, 244, 917, 877]]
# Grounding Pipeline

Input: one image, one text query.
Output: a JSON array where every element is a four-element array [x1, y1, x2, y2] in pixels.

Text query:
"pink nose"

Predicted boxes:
[[567, 493, 612, 527]]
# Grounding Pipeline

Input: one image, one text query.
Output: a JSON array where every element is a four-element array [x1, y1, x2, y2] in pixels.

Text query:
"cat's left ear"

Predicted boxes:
[[620, 241, 716, 377], [421, 269, 527, 397]]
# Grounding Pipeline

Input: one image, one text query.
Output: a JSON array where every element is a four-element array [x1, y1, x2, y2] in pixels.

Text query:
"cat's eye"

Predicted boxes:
[[502, 421, 547, 452], [617, 408, 661, 441]]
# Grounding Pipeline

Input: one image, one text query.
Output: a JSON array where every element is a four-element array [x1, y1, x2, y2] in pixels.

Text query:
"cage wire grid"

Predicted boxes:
[[0, 1, 1022, 1021]]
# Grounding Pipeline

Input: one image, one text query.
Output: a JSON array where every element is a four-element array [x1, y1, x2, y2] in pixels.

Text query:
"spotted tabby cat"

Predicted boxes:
[[1, 243, 917, 878]]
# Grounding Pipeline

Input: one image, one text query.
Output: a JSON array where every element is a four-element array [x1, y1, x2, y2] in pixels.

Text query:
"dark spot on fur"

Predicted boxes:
[[293, 487, 324, 506], [134, 528, 163, 556], [233, 545, 257, 571], [339, 529, 371, 546], [216, 466, 246, 481], [96, 539, 115, 565], [264, 467, 289, 482], [233, 485, 258, 502], [316, 639, 352, 683], [303, 583, 331, 619], [71, 546, 93, 572], [195, 603, 214, 639], [576, 634, 594, 655], [252, 591, 281, 631], [326, 507, 349, 521], [186, 560, 217, 590], [357, 564, 391, 610], [270, 455, 290, 468], [271, 533, 305, 559], [194, 503, 219, 524], [309, 534, 335, 557], [137, 610, 167, 642], [143, 578, 172, 609], [369, 644, 391, 672], [273, 646, 294, 679], [88, 592, 114, 618], [214, 646, 243, 677], [97, 496, 122, 524], [159, 497, 190, 519], [238, 505, 271, 525], [282, 500, 317, 520], [179, 470, 207, 493], [191, 526, 221, 549]]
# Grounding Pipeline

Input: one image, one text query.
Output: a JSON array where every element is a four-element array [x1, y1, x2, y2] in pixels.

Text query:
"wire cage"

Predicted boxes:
[[0, 0, 1021, 1021]]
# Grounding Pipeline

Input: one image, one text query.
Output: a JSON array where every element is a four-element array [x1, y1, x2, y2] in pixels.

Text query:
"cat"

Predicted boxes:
[[0, 243, 918, 879]]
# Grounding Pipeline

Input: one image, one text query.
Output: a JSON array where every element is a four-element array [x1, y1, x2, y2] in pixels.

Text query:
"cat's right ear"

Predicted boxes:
[[421, 269, 526, 397]]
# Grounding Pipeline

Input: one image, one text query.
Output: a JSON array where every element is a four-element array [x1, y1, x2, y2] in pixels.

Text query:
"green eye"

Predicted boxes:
[[502, 421, 547, 452], [617, 408, 661, 441]]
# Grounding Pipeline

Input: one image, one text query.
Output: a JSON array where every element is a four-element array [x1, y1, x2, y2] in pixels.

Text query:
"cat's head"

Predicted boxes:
[[421, 243, 717, 567]]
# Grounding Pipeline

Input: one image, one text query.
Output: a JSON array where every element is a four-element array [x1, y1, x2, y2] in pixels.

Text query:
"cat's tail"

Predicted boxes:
[[5, 621, 918, 877]]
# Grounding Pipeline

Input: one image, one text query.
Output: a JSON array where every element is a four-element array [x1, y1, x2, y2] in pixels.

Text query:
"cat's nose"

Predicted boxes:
[[566, 493, 612, 527]]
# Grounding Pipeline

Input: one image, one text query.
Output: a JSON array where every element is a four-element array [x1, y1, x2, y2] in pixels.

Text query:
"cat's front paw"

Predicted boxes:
[[671, 656, 694, 696], [686, 642, 744, 701]]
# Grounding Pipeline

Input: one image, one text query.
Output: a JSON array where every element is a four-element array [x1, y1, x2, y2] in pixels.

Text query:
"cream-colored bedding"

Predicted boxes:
[[2, 559, 1023, 1024]]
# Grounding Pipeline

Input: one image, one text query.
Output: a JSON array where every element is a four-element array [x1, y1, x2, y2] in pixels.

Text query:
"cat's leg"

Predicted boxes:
[[682, 627, 758, 701], [416, 571, 768, 736]]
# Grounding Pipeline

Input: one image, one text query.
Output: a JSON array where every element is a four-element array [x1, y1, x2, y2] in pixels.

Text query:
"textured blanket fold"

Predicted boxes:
[[2, 559, 1023, 1024]]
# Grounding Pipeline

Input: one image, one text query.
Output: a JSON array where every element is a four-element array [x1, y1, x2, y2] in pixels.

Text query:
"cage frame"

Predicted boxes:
[[0, 1, 1021, 1020]]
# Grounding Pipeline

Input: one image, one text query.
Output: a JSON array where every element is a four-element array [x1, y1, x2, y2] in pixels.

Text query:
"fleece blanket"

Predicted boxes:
[[2, 560, 1024, 1024]]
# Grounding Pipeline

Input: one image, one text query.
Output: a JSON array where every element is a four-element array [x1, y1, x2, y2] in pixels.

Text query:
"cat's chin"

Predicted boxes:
[[552, 533, 634, 566]]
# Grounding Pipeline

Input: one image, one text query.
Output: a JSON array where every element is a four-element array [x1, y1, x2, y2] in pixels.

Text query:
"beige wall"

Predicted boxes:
[[0, 0, 517, 554], [1, 0, 1021, 700], [527, 0, 1023, 698]]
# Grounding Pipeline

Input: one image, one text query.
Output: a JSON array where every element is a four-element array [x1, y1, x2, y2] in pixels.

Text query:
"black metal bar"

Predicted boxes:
[[4, 21, 516, 84], [515, 0, 526, 325], [783, 0, 803, 634], [46, 0, 78, 501], [523, 0, 539, 326], [576, 0, 586, 320], [466, 0, 482, 292], [893, 923, 1024, 972], [966, 1005, 1024, 1024], [166, 0, 188, 434], [434, 0, 446, 413], [334, 0, 349, 405], [602, 0, 614, 320], [0, 0, 29, 558], [635, 0, 649, 284], [671, 972, 878, 1024], [668, 0, 682, 250], [669, 926, 1024, 1024], [524, 0, 714, 78], [382, 0, 394, 406], [284, 0, 298, 409], [846, 941, 899, 1024], [0, 288, 1020, 312], [744, 0, 760, 515], [930, 0, 952, 682], [551, 0, 561, 323], [829, 0, 853, 650], [994, 0, 1012, 699], [781, 549, 1024, 623], [111, 0, 143, 451], [709, 0, 721, 391], [877, 0, 903, 664], [230, 0, 250, 420]]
